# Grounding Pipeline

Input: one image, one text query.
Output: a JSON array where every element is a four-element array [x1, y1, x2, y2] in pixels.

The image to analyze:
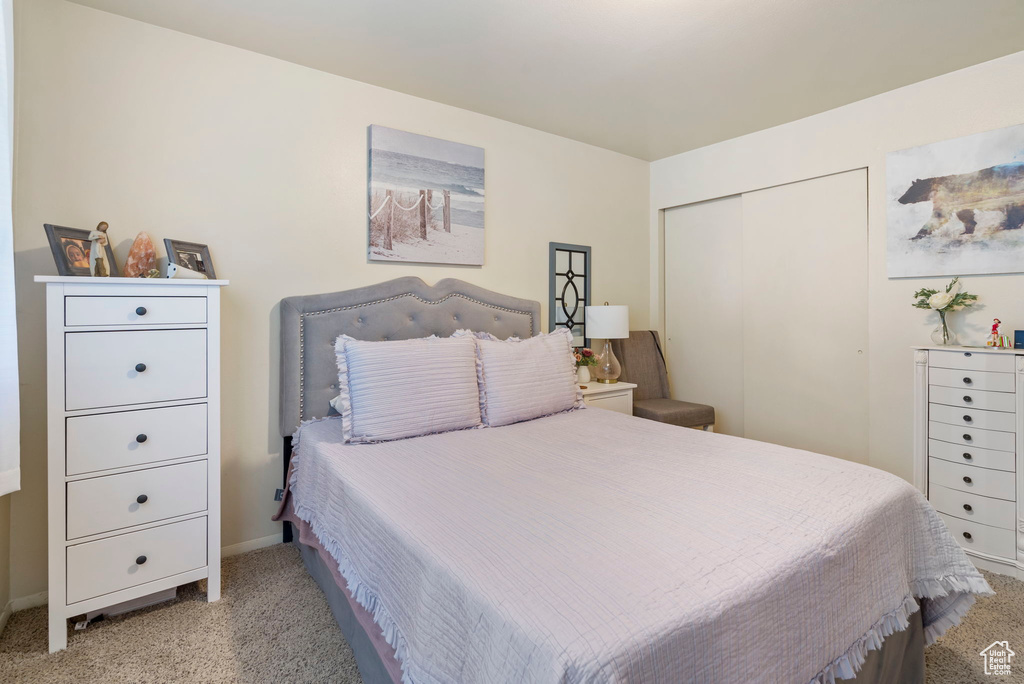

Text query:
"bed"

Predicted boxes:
[[274, 277, 990, 684]]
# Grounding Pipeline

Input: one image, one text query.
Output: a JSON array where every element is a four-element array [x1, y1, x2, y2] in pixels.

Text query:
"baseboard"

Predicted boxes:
[[2, 536, 281, 621], [221, 533, 281, 557], [0, 600, 11, 635]]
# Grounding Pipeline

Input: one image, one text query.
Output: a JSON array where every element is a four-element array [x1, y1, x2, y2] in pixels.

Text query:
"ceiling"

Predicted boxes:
[[69, 0, 1024, 161]]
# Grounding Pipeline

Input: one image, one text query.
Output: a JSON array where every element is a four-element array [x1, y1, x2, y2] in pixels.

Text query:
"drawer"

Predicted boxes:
[[66, 403, 207, 475], [928, 349, 1016, 373], [929, 367, 1015, 393], [65, 296, 206, 327], [67, 461, 207, 539], [929, 403, 1016, 432], [929, 439, 1015, 472], [583, 392, 632, 415], [929, 421, 1015, 452], [929, 457, 1015, 500], [930, 484, 1016, 529], [65, 330, 207, 411], [938, 513, 1016, 559], [929, 385, 1016, 413], [66, 516, 207, 604]]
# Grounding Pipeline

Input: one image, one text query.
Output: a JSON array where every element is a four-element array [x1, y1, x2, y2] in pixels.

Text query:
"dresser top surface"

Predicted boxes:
[[35, 275, 229, 286], [913, 345, 1022, 355]]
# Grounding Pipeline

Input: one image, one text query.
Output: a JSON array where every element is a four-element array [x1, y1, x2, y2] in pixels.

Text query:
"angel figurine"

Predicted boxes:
[[88, 221, 110, 277]]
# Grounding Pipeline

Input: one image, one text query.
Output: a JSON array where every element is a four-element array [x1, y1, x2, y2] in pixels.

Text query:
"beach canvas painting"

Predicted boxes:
[[887, 123, 1024, 278], [368, 125, 484, 265]]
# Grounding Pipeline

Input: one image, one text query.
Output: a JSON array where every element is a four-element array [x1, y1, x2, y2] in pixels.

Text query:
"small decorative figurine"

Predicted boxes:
[[987, 318, 1011, 348], [88, 222, 111, 277]]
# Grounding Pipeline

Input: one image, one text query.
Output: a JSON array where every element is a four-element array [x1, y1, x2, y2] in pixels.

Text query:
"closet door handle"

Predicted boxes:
[[963, 476, 973, 484], [963, 504, 973, 512], [963, 377, 973, 385]]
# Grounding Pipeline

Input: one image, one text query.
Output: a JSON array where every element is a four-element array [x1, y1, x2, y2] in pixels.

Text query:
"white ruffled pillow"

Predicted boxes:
[[455, 328, 583, 427], [333, 334, 482, 443]]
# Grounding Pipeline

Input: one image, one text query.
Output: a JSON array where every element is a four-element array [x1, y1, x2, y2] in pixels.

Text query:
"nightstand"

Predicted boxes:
[[581, 381, 637, 415]]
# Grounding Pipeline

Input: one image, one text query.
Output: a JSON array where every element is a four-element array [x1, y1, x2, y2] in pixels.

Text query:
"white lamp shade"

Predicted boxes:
[[585, 305, 629, 339]]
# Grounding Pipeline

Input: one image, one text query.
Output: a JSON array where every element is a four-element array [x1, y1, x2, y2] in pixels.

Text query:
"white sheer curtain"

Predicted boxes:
[[0, 0, 17, 496]]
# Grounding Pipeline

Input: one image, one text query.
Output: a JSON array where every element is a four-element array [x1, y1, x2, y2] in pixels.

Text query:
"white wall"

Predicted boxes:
[[7, 0, 650, 600], [651, 50, 1024, 482]]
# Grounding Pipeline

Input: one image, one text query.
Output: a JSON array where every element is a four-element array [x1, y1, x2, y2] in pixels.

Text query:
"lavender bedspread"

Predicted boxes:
[[289, 409, 990, 684]]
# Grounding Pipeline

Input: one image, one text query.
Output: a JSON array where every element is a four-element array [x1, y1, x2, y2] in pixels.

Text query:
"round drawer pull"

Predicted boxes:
[[136, 555, 147, 565], [136, 434, 147, 443], [135, 306, 147, 316], [136, 494, 148, 504], [963, 434, 972, 442], [963, 377, 973, 385], [135, 363, 147, 373], [963, 415, 973, 423], [963, 395, 972, 403], [963, 476, 973, 484], [963, 504, 973, 512], [963, 532, 972, 541], [964, 352, 972, 357], [963, 453, 972, 461]]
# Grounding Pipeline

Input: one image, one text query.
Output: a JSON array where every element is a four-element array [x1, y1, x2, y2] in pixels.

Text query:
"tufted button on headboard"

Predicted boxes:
[[278, 277, 540, 436]]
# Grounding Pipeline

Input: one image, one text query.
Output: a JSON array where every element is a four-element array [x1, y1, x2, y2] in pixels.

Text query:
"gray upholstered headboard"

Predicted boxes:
[[278, 276, 541, 436]]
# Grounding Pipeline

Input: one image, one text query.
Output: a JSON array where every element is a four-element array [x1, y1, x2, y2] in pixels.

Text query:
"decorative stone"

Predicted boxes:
[[123, 232, 156, 277]]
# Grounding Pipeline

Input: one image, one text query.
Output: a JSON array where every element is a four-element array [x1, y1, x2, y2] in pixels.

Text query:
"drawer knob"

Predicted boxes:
[[963, 395, 972, 403], [963, 415, 973, 423], [963, 434, 972, 442], [136, 555, 147, 565], [963, 453, 972, 461], [136, 433, 147, 443], [962, 377, 972, 384], [135, 363, 147, 373], [963, 476, 973, 484], [963, 504, 973, 512], [963, 532, 972, 541], [964, 352, 972, 357], [136, 494, 148, 504], [135, 306, 147, 316]]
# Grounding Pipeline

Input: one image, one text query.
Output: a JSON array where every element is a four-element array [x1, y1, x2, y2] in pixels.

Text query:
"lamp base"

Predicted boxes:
[[594, 340, 622, 384], [596, 378, 618, 384]]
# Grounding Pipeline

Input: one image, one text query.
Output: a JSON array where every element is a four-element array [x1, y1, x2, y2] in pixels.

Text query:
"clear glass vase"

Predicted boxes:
[[930, 311, 957, 345]]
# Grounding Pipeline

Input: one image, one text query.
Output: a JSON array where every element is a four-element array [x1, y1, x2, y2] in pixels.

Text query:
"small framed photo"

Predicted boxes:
[[164, 239, 216, 279], [43, 223, 119, 277]]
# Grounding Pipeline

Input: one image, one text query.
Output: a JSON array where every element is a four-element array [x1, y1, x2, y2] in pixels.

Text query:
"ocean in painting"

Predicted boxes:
[[368, 125, 485, 265]]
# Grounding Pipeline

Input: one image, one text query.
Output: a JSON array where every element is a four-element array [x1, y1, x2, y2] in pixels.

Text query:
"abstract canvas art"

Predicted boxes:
[[367, 125, 484, 265], [887, 123, 1024, 278]]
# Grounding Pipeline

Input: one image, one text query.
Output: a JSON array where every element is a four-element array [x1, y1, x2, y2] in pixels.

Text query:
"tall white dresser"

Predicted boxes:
[[913, 345, 1023, 579], [36, 276, 227, 652]]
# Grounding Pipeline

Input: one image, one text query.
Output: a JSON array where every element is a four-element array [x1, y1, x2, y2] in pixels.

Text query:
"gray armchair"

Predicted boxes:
[[610, 331, 715, 430]]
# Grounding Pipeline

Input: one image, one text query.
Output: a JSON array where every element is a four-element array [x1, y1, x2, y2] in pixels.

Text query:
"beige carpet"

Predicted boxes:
[[0, 543, 1021, 683]]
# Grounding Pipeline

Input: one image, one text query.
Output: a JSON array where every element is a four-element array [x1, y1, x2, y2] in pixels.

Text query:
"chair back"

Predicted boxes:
[[609, 330, 670, 401]]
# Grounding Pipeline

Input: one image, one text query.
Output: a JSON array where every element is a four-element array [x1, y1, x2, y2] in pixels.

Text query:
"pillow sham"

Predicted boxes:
[[456, 328, 583, 427], [333, 334, 482, 443]]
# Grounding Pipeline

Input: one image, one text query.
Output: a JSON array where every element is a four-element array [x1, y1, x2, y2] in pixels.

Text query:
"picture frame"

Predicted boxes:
[[43, 223, 119, 277], [163, 239, 216, 279]]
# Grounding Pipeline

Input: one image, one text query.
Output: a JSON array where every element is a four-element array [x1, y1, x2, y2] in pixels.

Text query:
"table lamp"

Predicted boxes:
[[585, 303, 629, 383]]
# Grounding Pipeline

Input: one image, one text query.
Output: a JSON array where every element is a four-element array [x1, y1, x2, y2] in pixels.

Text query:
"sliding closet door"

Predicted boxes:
[[741, 169, 868, 462], [663, 196, 744, 436]]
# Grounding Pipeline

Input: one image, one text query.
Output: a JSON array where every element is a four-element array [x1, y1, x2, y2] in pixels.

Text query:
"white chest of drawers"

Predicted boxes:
[[36, 276, 228, 652], [913, 346, 1024, 578]]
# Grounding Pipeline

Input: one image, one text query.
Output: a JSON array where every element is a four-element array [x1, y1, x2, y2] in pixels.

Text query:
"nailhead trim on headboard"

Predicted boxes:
[[296, 292, 535, 420]]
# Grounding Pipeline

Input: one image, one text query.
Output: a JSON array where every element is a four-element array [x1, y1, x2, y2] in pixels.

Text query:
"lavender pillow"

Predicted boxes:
[[456, 328, 583, 427], [333, 335, 482, 443]]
